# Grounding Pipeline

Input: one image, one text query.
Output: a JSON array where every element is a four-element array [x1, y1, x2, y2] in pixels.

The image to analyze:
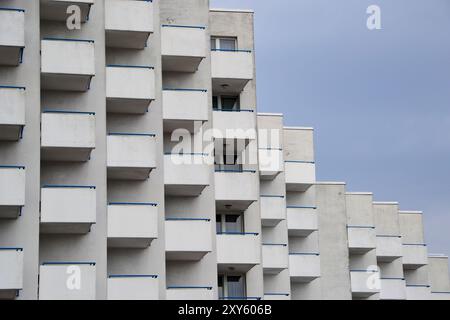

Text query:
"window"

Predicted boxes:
[[214, 144, 242, 172], [216, 213, 244, 233], [212, 95, 240, 111], [211, 37, 237, 51], [218, 274, 246, 299]]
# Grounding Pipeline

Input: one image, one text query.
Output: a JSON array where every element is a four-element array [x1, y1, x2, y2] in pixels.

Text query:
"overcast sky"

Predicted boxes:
[[211, 0, 450, 258]]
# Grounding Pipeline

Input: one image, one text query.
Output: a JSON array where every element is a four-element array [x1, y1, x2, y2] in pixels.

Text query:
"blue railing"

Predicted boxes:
[[167, 286, 212, 290], [162, 24, 206, 30], [260, 195, 284, 198], [43, 37, 94, 43], [109, 202, 157, 207], [219, 297, 261, 301], [406, 284, 430, 288], [263, 243, 287, 247], [0, 165, 25, 169], [42, 262, 96, 266], [215, 169, 256, 173], [213, 108, 254, 113], [212, 49, 252, 53], [0, 7, 25, 12], [264, 293, 290, 297], [350, 269, 379, 273], [166, 218, 211, 222], [347, 225, 375, 229], [42, 185, 96, 189], [108, 132, 156, 137], [108, 274, 158, 279], [0, 247, 23, 251], [289, 252, 320, 256], [285, 160, 315, 164], [376, 235, 402, 238], [287, 205, 317, 209], [107, 64, 154, 69], [163, 88, 207, 92], [0, 85, 26, 90], [403, 243, 427, 246], [42, 110, 95, 115], [217, 232, 259, 236]]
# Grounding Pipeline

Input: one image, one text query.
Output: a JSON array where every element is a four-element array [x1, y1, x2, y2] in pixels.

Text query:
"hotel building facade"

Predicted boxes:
[[0, 0, 449, 300]]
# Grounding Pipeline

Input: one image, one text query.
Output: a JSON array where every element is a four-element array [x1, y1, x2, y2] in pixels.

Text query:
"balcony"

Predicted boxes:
[[0, 166, 25, 219], [287, 206, 318, 237], [167, 286, 214, 300], [347, 226, 376, 254], [107, 203, 158, 248], [350, 270, 380, 298], [0, 86, 25, 141], [260, 196, 286, 227], [211, 49, 253, 93], [161, 24, 206, 72], [108, 275, 159, 300], [0, 8, 25, 66], [39, 262, 96, 300], [431, 292, 450, 300], [212, 110, 256, 144], [380, 278, 406, 300], [164, 154, 210, 196], [162, 89, 209, 132], [217, 233, 261, 272], [41, 38, 95, 92], [376, 236, 403, 262], [105, 0, 154, 49], [0, 248, 23, 300], [40, 0, 93, 22], [106, 65, 155, 114], [40, 185, 96, 234], [285, 161, 316, 192], [165, 219, 212, 261], [262, 244, 289, 274], [41, 111, 95, 162], [402, 244, 428, 269], [406, 285, 431, 300], [264, 293, 290, 300], [259, 149, 283, 180], [289, 253, 321, 283], [107, 133, 157, 180], [214, 170, 259, 211]]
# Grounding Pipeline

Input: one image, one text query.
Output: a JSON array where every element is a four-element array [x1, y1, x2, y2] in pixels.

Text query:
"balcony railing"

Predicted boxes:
[[289, 253, 321, 283], [376, 235, 403, 262], [350, 270, 380, 298], [406, 285, 431, 300], [107, 133, 157, 180], [106, 65, 155, 114], [165, 218, 212, 261], [40, 185, 96, 234], [285, 161, 316, 192], [380, 278, 407, 300], [0, 166, 25, 219], [107, 275, 159, 300], [0, 248, 23, 300], [402, 244, 428, 269], [212, 109, 256, 143], [217, 233, 261, 272], [262, 244, 289, 274], [40, 0, 93, 22], [41, 111, 96, 162], [107, 203, 158, 248], [214, 169, 258, 211], [41, 38, 95, 91], [39, 262, 96, 300], [161, 25, 206, 72], [166, 286, 214, 300], [0, 86, 25, 141], [287, 206, 318, 237], [260, 195, 286, 227], [347, 226, 376, 254], [211, 49, 254, 94], [164, 154, 210, 196], [0, 8, 25, 66], [105, 0, 154, 49]]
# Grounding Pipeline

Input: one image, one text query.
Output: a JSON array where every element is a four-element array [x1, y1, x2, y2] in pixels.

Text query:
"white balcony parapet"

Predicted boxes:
[[285, 161, 316, 192], [107, 275, 159, 300], [161, 25, 206, 72], [380, 278, 407, 300], [39, 262, 96, 300], [0, 166, 25, 219], [406, 285, 431, 300], [107, 203, 158, 248], [289, 253, 321, 283], [165, 218, 212, 261], [40, 0, 94, 23], [212, 110, 256, 142], [263, 293, 290, 301], [105, 0, 154, 49], [350, 270, 380, 298], [259, 148, 283, 180], [376, 235, 403, 262], [214, 170, 258, 211], [287, 206, 318, 237], [0, 8, 25, 66], [431, 291, 450, 300], [217, 233, 261, 273], [0, 86, 25, 141], [211, 49, 253, 94], [262, 244, 289, 274], [164, 154, 210, 196], [402, 244, 428, 269], [40, 185, 96, 234], [162, 89, 209, 132], [260, 196, 286, 227], [41, 38, 95, 91], [107, 133, 157, 180], [166, 286, 214, 300], [0, 248, 23, 300], [41, 111, 96, 162], [347, 226, 376, 254], [106, 65, 155, 114]]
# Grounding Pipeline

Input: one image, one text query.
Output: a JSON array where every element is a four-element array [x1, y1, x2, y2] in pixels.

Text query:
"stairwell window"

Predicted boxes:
[[211, 37, 237, 51], [218, 274, 246, 299], [213, 95, 240, 111], [216, 213, 244, 234]]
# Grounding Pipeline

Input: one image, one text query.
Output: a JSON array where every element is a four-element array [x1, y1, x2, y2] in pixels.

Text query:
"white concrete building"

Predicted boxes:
[[0, 0, 448, 300]]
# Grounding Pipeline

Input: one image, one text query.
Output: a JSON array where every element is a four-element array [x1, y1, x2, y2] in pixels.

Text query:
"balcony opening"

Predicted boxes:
[[214, 143, 243, 172], [218, 274, 246, 300], [211, 37, 237, 51], [216, 213, 244, 234], [213, 95, 240, 111]]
